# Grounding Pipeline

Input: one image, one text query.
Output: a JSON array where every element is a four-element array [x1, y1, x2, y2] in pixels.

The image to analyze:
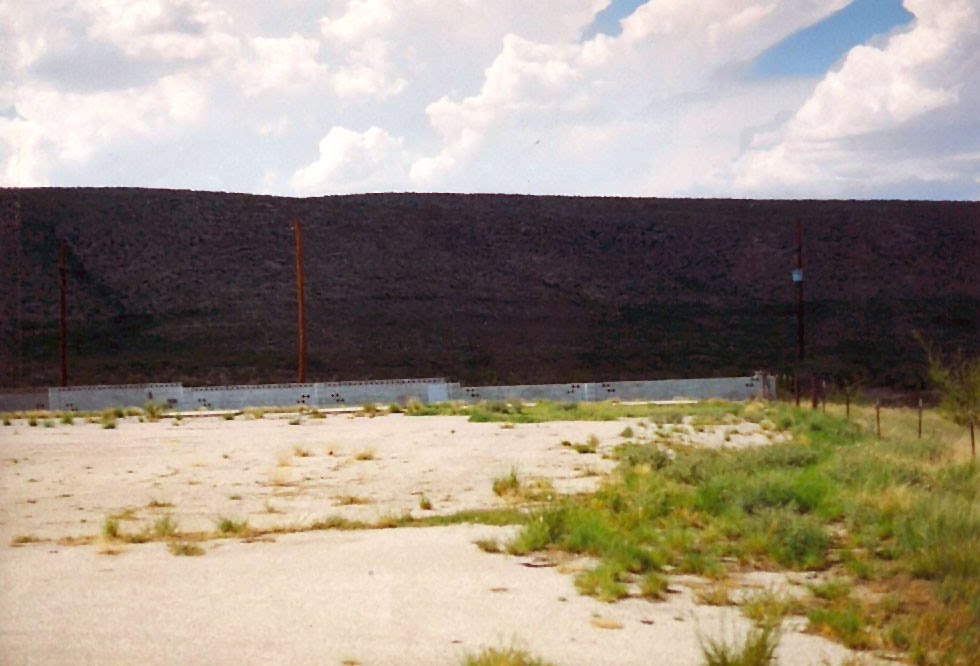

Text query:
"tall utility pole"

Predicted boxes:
[[292, 219, 306, 384], [793, 221, 805, 406], [58, 240, 68, 387]]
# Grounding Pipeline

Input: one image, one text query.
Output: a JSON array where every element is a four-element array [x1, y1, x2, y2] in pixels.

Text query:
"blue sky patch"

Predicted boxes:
[[753, 0, 914, 78], [582, 0, 648, 40]]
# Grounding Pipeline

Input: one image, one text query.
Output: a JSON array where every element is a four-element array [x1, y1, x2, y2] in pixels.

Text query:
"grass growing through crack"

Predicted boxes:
[[462, 646, 555, 666], [562, 434, 600, 454], [334, 495, 372, 506], [168, 542, 205, 556], [700, 620, 780, 666], [492, 469, 555, 503], [501, 402, 980, 663], [102, 517, 120, 539], [153, 515, 179, 538], [215, 517, 250, 536], [492, 469, 521, 497]]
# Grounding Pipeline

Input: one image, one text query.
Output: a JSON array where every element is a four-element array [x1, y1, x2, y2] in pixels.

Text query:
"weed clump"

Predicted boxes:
[[102, 517, 120, 539], [143, 400, 164, 421], [492, 469, 555, 503], [462, 646, 555, 666], [215, 517, 249, 536], [492, 469, 521, 498], [168, 542, 204, 556], [153, 515, 179, 538], [700, 621, 780, 666]]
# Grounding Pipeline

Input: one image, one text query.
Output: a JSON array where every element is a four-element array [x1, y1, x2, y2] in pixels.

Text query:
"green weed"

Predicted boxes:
[[700, 621, 780, 666], [102, 517, 120, 539], [215, 517, 249, 536], [168, 542, 204, 556], [492, 469, 521, 497], [153, 515, 179, 537], [574, 562, 629, 602], [462, 646, 555, 666]]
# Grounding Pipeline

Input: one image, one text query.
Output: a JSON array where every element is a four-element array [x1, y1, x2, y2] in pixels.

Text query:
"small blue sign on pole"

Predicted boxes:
[[791, 268, 804, 283]]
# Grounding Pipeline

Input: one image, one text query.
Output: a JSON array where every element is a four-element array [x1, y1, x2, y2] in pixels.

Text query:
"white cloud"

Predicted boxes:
[[320, 0, 392, 44], [409, 1, 850, 189], [0, 0, 974, 198], [237, 34, 329, 96], [0, 73, 207, 185], [734, 0, 980, 198], [291, 125, 406, 194]]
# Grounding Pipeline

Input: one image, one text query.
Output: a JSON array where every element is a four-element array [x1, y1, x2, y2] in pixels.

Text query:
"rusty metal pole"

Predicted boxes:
[[292, 219, 306, 384], [793, 221, 805, 406], [58, 240, 68, 387]]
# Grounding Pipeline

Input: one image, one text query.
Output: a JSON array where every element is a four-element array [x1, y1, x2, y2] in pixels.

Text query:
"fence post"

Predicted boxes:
[[917, 398, 923, 439], [876, 400, 881, 438]]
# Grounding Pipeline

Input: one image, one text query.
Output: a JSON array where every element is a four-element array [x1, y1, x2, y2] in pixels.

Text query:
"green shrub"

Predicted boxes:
[[700, 621, 780, 666]]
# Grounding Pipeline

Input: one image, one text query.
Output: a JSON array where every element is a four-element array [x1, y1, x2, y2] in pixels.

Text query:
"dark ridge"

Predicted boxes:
[[1, 187, 977, 389]]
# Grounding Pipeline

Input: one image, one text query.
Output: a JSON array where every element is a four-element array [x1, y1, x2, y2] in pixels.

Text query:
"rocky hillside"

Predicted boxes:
[[1, 188, 976, 389]]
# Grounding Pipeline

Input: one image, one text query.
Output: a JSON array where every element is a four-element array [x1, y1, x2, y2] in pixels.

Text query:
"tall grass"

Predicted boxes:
[[506, 402, 979, 663]]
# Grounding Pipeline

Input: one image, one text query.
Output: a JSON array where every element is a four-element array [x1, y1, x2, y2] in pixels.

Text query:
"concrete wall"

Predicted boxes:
[[310, 379, 442, 408], [587, 376, 767, 402], [449, 382, 589, 402], [0, 379, 450, 412], [186, 379, 447, 411], [1, 374, 772, 412], [0, 388, 49, 412], [451, 375, 768, 404], [48, 383, 185, 411]]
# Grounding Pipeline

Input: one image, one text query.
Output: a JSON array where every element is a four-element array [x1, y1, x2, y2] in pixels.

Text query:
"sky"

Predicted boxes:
[[1, 0, 977, 199]]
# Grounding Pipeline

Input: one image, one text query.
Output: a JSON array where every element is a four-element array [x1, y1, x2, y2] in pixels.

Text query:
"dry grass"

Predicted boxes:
[[268, 466, 294, 487], [462, 646, 556, 666], [333, 495, 373, 506], [168, 542, 205, 556], [493, 469, 556, 503]]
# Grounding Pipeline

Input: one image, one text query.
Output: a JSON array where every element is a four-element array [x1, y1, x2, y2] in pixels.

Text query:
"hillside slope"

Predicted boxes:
[[1, 188, 977, 388]]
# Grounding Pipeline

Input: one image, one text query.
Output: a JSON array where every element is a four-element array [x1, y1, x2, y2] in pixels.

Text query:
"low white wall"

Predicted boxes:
[[2, 374, 772, 412]]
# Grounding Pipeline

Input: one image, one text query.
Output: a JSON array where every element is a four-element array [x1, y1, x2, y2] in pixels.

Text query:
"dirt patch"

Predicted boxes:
[[0, 413, 866, 665]]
